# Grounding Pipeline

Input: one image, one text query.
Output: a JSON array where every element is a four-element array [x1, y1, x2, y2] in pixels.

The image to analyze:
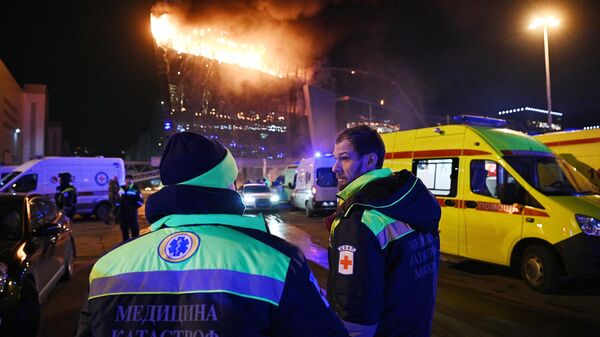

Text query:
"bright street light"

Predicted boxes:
[[529, 15, 560, 131]]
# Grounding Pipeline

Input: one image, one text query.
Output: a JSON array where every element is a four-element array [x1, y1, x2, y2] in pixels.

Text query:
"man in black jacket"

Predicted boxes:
[[326, 125, 441, 337], [55, 172, 77, 218], [118, 174, 143, 241]]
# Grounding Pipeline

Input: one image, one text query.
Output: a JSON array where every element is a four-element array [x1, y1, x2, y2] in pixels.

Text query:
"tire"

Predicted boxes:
[[521, 245, 560, 293], [305, 201, 314, 217], [61, 240, 75, 281], [16, 279, 40, 337], [95, 202, 112, 222]]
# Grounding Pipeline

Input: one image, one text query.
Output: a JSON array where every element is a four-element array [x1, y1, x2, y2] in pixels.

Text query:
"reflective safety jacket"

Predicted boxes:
[[76, 184, 348, 337], [325, 169, 441, 337], [55, 184, 77, 218], [119, 184, 143, 210]]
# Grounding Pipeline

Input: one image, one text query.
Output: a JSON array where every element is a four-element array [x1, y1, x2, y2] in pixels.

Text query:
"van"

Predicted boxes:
[[0, 157, 125, 219], [534, 128, 600, 188], [382, 124, 600, 292], [291, 155, 338, 217]]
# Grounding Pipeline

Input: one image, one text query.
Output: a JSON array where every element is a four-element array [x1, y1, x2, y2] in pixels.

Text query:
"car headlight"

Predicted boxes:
[[243, 195, 255, 203], [575, 214, 600, 237], [0, 262, 8, 293], [270, 195, 280, 202]]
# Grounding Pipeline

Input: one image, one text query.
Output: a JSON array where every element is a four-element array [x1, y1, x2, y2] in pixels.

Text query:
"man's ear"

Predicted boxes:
[[366, 153, 378, 170]]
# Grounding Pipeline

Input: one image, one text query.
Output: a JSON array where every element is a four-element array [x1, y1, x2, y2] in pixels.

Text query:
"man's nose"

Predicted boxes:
[[332, 161, 341, 173]]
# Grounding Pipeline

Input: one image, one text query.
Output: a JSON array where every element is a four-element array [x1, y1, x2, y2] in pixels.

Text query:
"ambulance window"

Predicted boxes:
[[470, 160, 499, 198], [412, 158, 458, 197]]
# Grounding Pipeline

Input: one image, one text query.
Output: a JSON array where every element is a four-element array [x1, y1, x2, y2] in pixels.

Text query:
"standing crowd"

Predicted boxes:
[[74, 126, 441, 337]]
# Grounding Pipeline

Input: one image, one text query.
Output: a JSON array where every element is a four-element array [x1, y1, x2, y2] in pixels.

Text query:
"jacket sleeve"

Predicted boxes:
[[272, 249, 349, 337], [328, 211, 384, 330]]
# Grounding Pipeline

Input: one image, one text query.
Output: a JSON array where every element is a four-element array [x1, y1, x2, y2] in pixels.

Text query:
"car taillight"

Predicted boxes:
[[311, 186, 317, 195]]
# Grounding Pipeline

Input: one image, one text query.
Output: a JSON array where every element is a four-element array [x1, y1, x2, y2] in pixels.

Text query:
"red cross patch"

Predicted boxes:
[[338, 245, 356, 275]]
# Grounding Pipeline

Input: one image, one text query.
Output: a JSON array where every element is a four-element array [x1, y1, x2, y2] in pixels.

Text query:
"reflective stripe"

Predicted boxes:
[[89, 269, 285, 306], [375, 220, 414, 249]]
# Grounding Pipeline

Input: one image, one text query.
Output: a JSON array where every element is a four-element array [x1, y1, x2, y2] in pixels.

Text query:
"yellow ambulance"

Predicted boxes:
[[534, 128, 600, 188], [381, 123, 600, 292]]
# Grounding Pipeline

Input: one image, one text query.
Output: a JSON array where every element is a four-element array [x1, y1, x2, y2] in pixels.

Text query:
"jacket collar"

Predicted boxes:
[[150, 213, 267, 232], [337, 168, 393, 201], [145, 184, 254, 231]]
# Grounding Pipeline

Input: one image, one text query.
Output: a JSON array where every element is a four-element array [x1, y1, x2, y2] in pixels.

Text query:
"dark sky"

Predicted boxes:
[[2, 0, 599, 155]]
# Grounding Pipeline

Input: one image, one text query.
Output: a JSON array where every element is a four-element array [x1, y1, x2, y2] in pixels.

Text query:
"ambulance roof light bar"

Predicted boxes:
[[453, 115, 508, 128]]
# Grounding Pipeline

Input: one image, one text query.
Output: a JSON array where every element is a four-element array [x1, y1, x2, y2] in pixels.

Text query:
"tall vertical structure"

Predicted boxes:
[[22, 84, 47, 160]]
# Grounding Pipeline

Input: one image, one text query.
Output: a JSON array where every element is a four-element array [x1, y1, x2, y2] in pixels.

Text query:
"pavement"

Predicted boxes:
[[72, 211, 151, 259]]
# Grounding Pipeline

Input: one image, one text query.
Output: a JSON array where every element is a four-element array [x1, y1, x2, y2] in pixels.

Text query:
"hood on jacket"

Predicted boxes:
[[347, 169, 441, 233], [145, 184, 245, 224]]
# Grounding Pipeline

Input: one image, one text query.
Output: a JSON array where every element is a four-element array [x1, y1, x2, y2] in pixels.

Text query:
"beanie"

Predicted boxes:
[[159, 132, 238, 188], [58, 172, 72, 183]]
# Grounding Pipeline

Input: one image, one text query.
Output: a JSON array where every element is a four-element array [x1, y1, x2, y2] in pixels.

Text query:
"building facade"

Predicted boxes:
[[0, 59, 48, 165], [497, 106, 563, 134]]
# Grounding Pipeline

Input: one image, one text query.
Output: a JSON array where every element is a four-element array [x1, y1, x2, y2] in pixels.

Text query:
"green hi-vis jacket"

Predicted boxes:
[[75, 213, 349, 337]]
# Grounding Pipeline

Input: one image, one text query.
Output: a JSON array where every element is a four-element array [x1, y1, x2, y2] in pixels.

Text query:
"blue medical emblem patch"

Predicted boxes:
[[158, 232, 200, 263]]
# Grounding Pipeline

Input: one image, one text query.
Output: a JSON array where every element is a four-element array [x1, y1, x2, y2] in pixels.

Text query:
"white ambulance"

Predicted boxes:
[[0, 157, 125, 219], [291, 154, 338, 217]]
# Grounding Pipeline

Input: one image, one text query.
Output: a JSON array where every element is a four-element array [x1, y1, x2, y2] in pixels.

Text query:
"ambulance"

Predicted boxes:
[[291, 154, 338, 217], [0, 157, 125, 220], [534, 128, 600, 188], [381, 123, 600, 292]]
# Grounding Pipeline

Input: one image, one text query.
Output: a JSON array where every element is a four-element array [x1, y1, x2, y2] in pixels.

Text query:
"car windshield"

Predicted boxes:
[[504, 155, 600, 196], [0, 200, 23, 240], [316, 168, 337, 187], [0, 171, 21, 188], [244, 185, 270, 193]]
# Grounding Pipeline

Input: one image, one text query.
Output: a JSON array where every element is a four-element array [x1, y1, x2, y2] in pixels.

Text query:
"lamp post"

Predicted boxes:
[[529, 16, 560, 131]]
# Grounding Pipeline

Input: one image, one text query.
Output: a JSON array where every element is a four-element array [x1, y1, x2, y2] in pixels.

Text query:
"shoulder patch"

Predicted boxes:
[[337, 245, 356, 275], [158, 231, 200, 263]]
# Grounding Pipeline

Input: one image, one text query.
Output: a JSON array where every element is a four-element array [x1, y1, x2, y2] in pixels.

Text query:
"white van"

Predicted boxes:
[[291, 155, 338, 217], [0, 157, 125, 219]]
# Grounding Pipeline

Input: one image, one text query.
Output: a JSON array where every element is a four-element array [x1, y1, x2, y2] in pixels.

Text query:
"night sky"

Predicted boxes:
[[2, 0, 599, 156]]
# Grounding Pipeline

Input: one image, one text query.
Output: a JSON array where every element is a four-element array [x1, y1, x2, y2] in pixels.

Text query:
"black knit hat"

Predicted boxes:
[[159, 132, 237, 188], [58, 172, 72, 183]]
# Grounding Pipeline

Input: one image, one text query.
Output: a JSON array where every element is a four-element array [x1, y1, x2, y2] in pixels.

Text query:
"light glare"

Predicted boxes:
[[529, 16, 560, 30]]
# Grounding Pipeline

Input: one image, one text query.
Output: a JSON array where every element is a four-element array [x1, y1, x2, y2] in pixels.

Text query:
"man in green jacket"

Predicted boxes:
[[75, 131, 348, 337]]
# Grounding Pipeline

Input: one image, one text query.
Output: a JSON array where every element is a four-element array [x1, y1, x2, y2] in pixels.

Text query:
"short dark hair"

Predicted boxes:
[[125, 174, 134, 180], [336, 125, 385, 168]]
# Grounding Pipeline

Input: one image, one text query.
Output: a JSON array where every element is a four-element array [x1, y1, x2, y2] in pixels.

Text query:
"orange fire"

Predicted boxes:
[[151, 13, 287, 78]]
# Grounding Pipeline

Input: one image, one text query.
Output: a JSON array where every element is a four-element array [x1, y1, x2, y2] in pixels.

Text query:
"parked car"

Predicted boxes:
[[0, 193, 75, 337], [241, 183, 280, 211]]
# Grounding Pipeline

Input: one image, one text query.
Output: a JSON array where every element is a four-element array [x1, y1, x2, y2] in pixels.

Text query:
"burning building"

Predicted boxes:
[[150, 9, 313, 163]]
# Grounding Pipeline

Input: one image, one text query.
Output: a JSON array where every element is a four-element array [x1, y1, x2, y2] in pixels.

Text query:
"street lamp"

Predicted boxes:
[[529, 15, 560, 131]]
